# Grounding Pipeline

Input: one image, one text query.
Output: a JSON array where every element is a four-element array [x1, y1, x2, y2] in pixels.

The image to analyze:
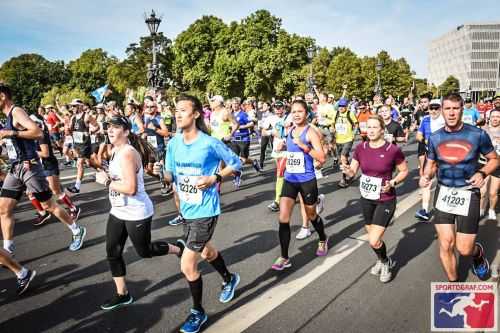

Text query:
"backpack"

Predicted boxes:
[[334, 110, 356, 129]]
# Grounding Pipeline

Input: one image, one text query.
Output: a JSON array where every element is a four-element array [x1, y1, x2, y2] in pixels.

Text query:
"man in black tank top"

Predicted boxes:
[[0, 85, 86, 256], [67, 99, 94, 194]]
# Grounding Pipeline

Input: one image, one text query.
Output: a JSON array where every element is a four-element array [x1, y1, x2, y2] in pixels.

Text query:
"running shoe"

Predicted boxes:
[[488, 209, 496, 221], [169, 215, 185, 226], [471, 243, 490, 281], [69, 226, 86, 251], [370, 260, 383, 276], [100, 293, 134, 311], [316, 239, 329, 257], [219, 272, 240, 303], [267, 201, 280, 212], [379, 258, 393, 283], [316, 194, 325, 215], [176, 239, 186, 258], [415, 209, 430, 221], [295, 227, 312, 240], [70, 207, 81, 222], [17, 269, 36, 295], [233, 172, 242, 189], [180, 309, 208, 333], [33, 212, 51, 226], [66, 185, 80, 194], [63, 161, 73, 167], [271, 257, 291, 271], [252, 160, 262, 173]]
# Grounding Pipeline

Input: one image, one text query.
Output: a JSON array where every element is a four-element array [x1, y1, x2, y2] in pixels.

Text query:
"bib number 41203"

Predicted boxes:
[[435, 186, 471, 216]]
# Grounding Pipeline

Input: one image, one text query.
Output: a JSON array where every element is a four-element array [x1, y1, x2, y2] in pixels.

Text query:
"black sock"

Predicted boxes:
[[278, 222, 291, 259], [372, 241, 388, 263], [188, 276, 204, 313], [448, 278, 459, 282], [310, 215, 327, 242], [209, 253, 232, 283], [472, 244, 484, 265]]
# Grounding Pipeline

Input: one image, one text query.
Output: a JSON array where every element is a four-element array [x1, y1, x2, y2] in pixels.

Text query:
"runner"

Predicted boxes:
[[271, 100, 328, 271], [415, 99, 445, 221], [340, 115, 408, 282], [98, 115, 184, 311], [333, 98, 358, 188], [231, 98, 262, 172], [0, 85, 86, 254], [356, 101, 372, 142], [66, 99, 94, 194], [163, 95, 241, 333], [378, 104, 406, 144], [399, 97, 414, 142], [0, 248, 36, 295], [258, 101, 275, 169], [462, 98, 483, 126], [43, 104, 64, 155], [419, 93, 498, 281], [481, 109, 500, 220]]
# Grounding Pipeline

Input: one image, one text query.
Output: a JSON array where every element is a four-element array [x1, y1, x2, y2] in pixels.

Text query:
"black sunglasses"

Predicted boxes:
[[430, 106, 440, 110]]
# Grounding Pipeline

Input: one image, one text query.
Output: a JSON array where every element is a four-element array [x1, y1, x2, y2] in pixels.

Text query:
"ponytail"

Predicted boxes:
[[127, 132, 156, 167]]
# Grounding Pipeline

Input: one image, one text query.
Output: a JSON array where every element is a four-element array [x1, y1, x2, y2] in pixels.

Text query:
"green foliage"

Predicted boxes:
[[438, 75, 459, 96], [68, 48, 117, 92], [41, 85, 93, 106], [0, 54, 69, 112]]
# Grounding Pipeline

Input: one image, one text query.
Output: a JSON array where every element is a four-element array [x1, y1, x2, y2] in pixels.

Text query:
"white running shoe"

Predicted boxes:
[[296, 227, 312, 240], [316, 194, 325, 215], [488, 209, 496, 221], [379, 258, 393, 283], [370, 260, 383, 276]]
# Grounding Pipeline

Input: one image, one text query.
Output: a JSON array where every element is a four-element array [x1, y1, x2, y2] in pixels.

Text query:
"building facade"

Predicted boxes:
[[428, 23, 500, 101]]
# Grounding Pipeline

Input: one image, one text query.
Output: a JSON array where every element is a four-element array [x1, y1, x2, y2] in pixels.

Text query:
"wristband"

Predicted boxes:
[[105, 179, 112, 187], [214, 173, 222, 183]]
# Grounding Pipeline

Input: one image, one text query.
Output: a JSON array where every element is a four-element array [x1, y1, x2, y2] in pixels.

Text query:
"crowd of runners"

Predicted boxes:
[[0, 83, 498, 333]]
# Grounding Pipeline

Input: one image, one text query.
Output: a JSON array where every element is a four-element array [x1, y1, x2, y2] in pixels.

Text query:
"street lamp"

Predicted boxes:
[[306, 46, 315, 93], [374, 59, 383, 97], [144, 10, 163, 91]]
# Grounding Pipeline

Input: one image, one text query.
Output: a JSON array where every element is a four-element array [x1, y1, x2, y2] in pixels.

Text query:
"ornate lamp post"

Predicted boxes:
[[306, 46, 315, 93], [145, 10, 163, 91], [374, 59, 383, 97]]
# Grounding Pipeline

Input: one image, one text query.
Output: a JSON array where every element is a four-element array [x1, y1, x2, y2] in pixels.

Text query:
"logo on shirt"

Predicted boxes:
[[431, 282, 497, 331], [436, 140, 473, 165]]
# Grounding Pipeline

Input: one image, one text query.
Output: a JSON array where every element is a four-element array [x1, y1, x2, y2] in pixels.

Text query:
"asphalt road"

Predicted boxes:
[[0, 140, 498, 333]]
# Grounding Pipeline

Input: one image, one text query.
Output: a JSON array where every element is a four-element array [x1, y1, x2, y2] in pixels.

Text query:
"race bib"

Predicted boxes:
[[147, 136, 158, 148], [462, 114, 474, 125], [359, 174, 383, 200], [435, 185, 472, 216], [90, 134, 97, 144], [109, 190, 126, 207], [5, 139, 17, 160], [73, 131, 84, 144], [286, 151, 305, 173], [64, 136, 73, 145], [359, 122, 367, 132], [335, 123, 347, 135], [177, 176, 202, 204]]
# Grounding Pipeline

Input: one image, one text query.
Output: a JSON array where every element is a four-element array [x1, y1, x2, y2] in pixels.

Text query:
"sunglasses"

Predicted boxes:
[[430, 106, 440, 110]]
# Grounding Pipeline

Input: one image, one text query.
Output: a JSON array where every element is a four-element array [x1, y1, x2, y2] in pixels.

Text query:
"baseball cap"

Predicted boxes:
[[69, 99, 83, 106], [274, 101, 284, 107], [464, 98, 472, 103], [108, 116, 131, 130], [328, 94, 334, 99], [210, 95, 224, 104], [338, 98, 349, 107], [429, 99, 441, 106]]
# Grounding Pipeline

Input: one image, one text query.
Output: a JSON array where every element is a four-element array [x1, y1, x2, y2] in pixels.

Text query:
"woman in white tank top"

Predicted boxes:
[[98, 115, 185, 311]]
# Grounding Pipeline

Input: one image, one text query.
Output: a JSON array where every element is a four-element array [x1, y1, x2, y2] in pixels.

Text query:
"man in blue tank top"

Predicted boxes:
[[0, 85, 86, 257], [420, 93, 498, 282]]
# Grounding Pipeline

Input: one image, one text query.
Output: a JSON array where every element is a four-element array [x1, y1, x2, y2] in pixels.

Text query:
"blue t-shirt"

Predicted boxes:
[[418, 115, 445, 143], [165, 131, 241, 219], [462, 107, 480, 125], [233, 111, 252, 142], [427, 124, 494, 187]]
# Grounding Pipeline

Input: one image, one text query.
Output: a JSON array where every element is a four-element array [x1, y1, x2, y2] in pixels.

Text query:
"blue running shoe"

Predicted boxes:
[[69, 226, 86, 251], [219, 273, 240, 303], [180, 309, 208, 333], [233, 172, 242, 189], [471, 243, 490, 281], [415, 209, 430, 221]]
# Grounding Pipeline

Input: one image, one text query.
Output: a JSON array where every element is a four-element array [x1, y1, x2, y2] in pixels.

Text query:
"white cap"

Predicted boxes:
[[210, 95, 224, 104], [429, 99, 441, 106], [69, 99, 83, 106], [44, 104, 54, 109]]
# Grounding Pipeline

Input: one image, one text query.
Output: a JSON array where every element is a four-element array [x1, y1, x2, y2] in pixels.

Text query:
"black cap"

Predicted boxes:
[[465, 98, 472, 103], [108, 116, 131, 130], [274, 101, 284, 107]]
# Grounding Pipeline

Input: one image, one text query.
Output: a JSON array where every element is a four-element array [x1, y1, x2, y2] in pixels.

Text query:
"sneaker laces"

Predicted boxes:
[[274, 257, 287, 266], [318, 241, 326, 251]]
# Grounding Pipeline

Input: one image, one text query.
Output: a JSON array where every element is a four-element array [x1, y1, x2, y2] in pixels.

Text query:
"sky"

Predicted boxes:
[[1, 0, 499, 78]]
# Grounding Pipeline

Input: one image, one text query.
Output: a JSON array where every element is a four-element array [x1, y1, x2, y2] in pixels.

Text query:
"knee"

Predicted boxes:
[[135, 246, 152, 259], [439, 238, 455, 253], [106, 245, 123, 260], [456, 243, 474, 257], [181, 263, 198, 280], [201, 248, 217, 261]]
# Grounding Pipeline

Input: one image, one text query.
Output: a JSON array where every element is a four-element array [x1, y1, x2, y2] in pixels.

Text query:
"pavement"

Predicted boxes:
[[0, 140, 498, 333]]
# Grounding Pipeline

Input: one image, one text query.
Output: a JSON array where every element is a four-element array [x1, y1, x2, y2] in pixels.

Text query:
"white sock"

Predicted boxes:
[[480, 209, 485, 217], [3, 240, 13, 252], [68, 223, 80, 235], [75, 180, 81, 190], [489, 209, 496, 215], [16, 267, 28, 279], [422, 202, 429, 212]]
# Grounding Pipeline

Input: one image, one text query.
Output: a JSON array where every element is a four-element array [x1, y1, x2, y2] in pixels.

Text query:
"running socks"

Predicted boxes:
[[16, 267, 28, 279], [75, 179, 82, 190], [372, 241, 388, 263], [275, 177, 284, 203], [3, 239, 13, 252], [188, 276, 204, 313], [59, 193, 76, 210], [209, 253, 231, 283], [310, 215, 327, 242], [67, 223, 80, 235], [278, 222, 291, 259], [30, 197, 44, 213]]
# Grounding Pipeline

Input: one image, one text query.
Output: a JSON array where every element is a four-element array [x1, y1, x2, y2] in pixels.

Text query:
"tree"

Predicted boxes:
[[68, 48, 117, 93], [41, 85, 93, 106], [0, 54, 69, 112], [325, 48, 364, 98], [438, 75, 459, 96]]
